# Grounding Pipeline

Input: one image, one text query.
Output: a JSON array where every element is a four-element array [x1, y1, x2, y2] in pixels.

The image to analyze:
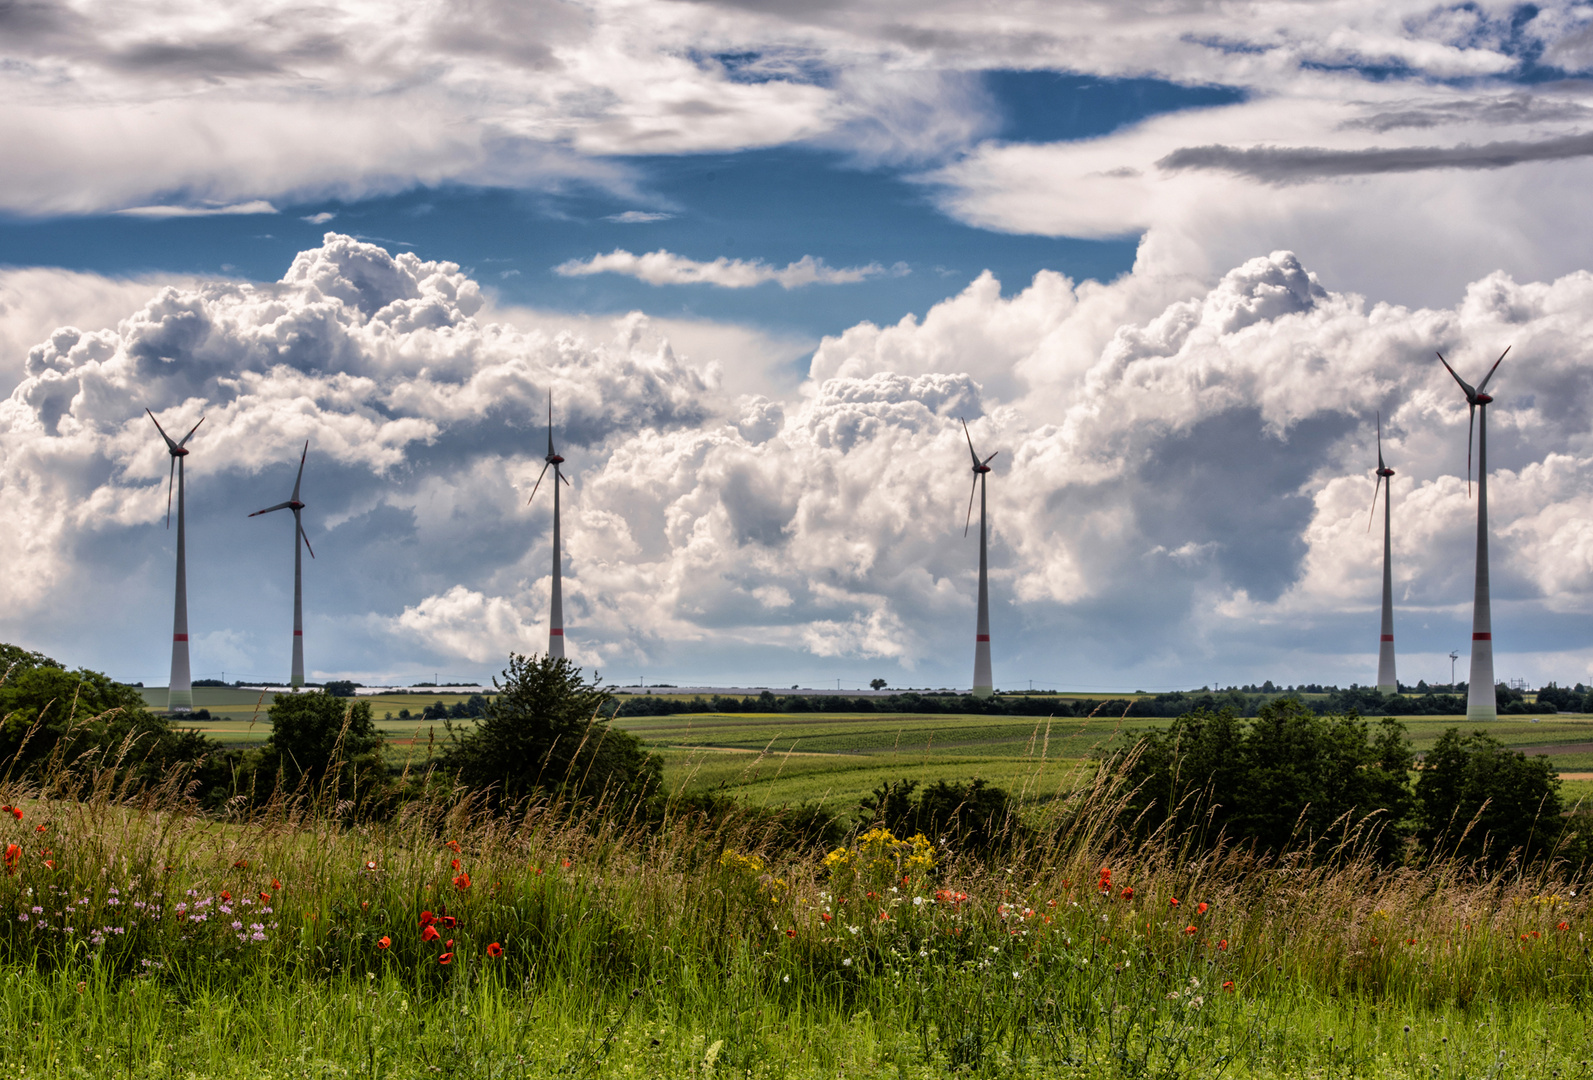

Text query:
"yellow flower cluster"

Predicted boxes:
[[719, 850, 765, 875], [822, 828, 937, 881]]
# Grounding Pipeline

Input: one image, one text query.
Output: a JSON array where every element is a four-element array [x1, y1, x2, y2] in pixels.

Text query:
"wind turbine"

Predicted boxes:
[[146, 409, 204, 713], [960, 419, 998, 698], [249, 442, 314, 688], [1367, 413, 1398, 695], [1437, 346, 1509, 722], [528, 391, 571, 659]]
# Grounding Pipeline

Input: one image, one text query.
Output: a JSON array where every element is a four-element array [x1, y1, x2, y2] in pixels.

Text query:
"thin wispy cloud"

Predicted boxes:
[[302, 211, 338, 224], [605, 211, 674, 223], [555, 249, 902, 289], [114, 200, 277, 219], [1157, 131, 1593, 182]]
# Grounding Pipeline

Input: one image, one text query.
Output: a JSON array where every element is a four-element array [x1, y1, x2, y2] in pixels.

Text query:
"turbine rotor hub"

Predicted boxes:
[[1377, 467, 1395, 477], [1474, 392, 1492, 404], [547, 454, 564, 465], [973, 464, 990, 474], [171, 447, 189, 457]]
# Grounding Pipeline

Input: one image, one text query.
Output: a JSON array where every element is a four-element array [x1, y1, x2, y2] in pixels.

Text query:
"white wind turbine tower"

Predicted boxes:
[[1437, 346, 1510, 722], [146, 409, 204, 713], [1367, 413, 1397, 694], [960, 419, 999, 698], [249, 442, 314, 688], [528, 391, 571, 659]]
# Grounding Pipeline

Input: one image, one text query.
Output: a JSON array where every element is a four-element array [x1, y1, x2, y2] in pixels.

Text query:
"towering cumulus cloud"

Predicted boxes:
[[5, 235, 1593, 686]]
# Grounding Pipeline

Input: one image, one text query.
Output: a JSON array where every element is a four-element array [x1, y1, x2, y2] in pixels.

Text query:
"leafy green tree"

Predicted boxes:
[[1105, 699, 1414, 860], [438, 654, 659, 806], [0, 642, 232, 800], [259, 690, 386, 793], [1416, 728, 1563, 863]]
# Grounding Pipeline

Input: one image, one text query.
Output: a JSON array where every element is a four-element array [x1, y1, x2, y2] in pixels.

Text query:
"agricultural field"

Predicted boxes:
[[145, 687, 1593, 810]]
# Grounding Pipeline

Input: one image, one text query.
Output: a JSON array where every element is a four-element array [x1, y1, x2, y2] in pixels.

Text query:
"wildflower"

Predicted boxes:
[[821, 913, 832, 923], [1406, 938, 1416, 946], [785, 928, 796, 938], [451, 859, 461, 871], [445, 939, 454, 948], [1168, 897, 1179, 908], [1222, 980, 1235, 993], [560, 859, 571, 869], [842, 958, 852, 967], [1558, 921, 1570, 932], [220, 891, 232, 902], [378, 936, 391, 949], [34, 824, 45, 833], [260, 892, 270, 903], [419, 911, 436, 927], [1196, 903, 1208, 914], [1217, 940, 1228, 951], [1120, 887, 1133, 901], [4, 844, 18, 874], [272, 878, 281, 889], [232, 860, 248, 869], [10, 807, 21, 821], [1184, 925, 1197, 936], [422, 925, 441, 943], [361, 901, 369, 910], [445, 841, 461, 854], [453, 872, 471, 891], [878, 911, 890, 921], [42, 860, 54, 870], [365, 861, 377, 872], [487, 942, 503, 957], [440, 915, 457, 929], [438, 952, 454, 966]]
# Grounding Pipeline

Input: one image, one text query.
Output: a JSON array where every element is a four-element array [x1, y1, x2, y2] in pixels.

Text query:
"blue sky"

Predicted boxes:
[[6, 2, 1593, 692]]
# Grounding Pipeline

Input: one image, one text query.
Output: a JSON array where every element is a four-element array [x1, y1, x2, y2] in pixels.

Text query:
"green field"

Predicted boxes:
[[146, 687, 1593, 811]]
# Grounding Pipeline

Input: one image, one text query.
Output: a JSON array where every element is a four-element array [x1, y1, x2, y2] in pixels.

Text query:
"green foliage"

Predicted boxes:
[[1106, 700, 1415, 860], [0, 641, 232, 798], [861, 777, 1028, 854], [438, 653, 659, 806], [259, 690, 386, 794], [322, 680, 358, 698], [1416, 728, 1565, 863]]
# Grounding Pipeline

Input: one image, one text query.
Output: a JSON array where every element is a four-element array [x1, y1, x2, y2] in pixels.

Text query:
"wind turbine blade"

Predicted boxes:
[[1466, 403, 1476, 498], [146, 408, 178, 452], [982, 450, 999, 467], [177, 416, 205, 448], [291, 441, 308, 502], [296, 511, 315, 559], [963, 477, 978, 537], [1476, 345, 1510, 393], [559, 468, 571, 487], [547, 389, 555, 458], [1376, 411, 1385, 471], [166, 457, 175, 528], [249, 502, 293, 517], [527, 461, 551, 505], [960, 418, 981, 467], [1367, 474, 1382, 532], [1435, 352, 1474, 396]]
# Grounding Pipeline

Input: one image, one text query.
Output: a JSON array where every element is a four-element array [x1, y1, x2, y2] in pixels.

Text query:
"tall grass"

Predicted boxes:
[[0, 713, 1591, 1077]]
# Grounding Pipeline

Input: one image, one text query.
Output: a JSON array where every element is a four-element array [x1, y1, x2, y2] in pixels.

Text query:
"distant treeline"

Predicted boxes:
[[610, 685, 1566, 718]]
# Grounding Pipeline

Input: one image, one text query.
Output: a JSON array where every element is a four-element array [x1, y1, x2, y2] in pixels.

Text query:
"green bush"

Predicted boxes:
[[1416, 728, 1564, 864], [258, 690, 386, 796], [438, 653, 659, 807], [860, 777, 1027, 854]]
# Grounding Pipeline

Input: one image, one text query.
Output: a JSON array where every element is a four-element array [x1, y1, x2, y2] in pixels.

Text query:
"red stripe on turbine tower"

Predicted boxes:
[[173, 634, 189, 642], [1381, 635, 1394, 642], [976, 635, 990, 642], [550, 628, 564, 635], [1473, 632, 1492, 640]]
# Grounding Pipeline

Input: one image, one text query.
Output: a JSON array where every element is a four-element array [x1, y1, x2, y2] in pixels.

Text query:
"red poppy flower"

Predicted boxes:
[[260, 892, 271, 903], [878, 911, 890, 921], [1370, 936, 1380, 945], [377, 936, 391, 950], [1183, 925, 1197, 936], [487, 942, 503, 957], [5, 844, 20, 873], [1196, 903, 1208, 915], [453, 872, 471, 891], [1222, 980, 1235, 993], [422, 925, 441, 943], [419, 910, 435, 927], [1558, 921, 1570, 931], [445, 939, 454, 948], [438, 952, 454, 965], [820, 913, 832, 922], [1168, 897, 1179, 907], [1217, 940, 1228, 951], [445, 840, 461, 854], [10, 807, 22, 821], [220, 891, 232, 902], [232, 859, 247, 869], [451, 859, 461, 871], [42, 860, 53, 869], [560, 859, 571, 869], [1120, 887, 1134, 900], [272, 878, 281, 889], [360, 901, 369, 910], [1406, 938, 1416, 945], [34, 824, 45, 833], [785, 928, 796, 938], [441, 915, 457, 929]]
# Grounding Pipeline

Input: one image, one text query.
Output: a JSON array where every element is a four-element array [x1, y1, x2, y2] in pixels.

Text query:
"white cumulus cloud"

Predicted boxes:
[[555, 248, 895, 289]]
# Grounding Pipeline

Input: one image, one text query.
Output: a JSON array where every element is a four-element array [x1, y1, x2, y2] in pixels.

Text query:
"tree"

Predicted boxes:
[[0, 642, 233, 801], [870, 678, 888, 691], [259, 690, 386, 794], [1416, 728, 1563, 863], [438, 654, 659, 806]]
